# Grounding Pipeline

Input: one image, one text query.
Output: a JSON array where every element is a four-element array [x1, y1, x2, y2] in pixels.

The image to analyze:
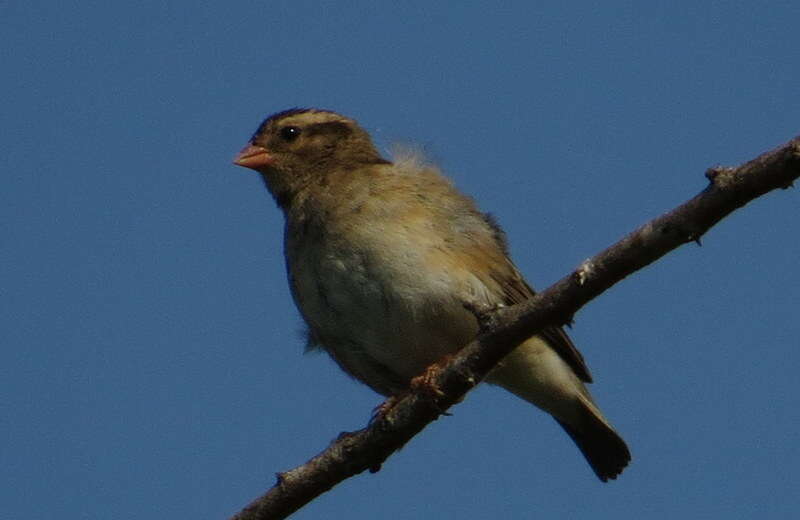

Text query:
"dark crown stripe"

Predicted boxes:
[[249, 108, 336, 141]]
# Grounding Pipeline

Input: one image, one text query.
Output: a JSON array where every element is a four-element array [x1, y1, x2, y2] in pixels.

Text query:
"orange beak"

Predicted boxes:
[[233, 144, 274, 170]]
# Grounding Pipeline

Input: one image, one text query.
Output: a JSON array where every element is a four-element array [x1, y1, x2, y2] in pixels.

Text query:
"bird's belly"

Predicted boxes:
[[289, 241, 478, 392]]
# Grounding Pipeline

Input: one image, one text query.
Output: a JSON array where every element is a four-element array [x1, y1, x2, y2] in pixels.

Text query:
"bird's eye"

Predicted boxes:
[[280, 126, 301, 141]]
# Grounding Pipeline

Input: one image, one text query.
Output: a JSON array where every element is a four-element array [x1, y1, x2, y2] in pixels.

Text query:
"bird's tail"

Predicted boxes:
[[556, 394, 630, 482], [488, 337, 631, 481]]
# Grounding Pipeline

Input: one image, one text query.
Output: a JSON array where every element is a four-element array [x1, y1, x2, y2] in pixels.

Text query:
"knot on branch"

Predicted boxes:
[[705, 165, 736, 187], [574, 260, 596, 286]]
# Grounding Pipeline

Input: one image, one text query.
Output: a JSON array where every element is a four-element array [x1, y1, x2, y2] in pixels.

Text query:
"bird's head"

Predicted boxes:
[[234, 108, 388, 207]]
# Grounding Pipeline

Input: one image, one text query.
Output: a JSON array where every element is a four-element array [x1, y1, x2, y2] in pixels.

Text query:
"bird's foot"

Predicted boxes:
[[409, 360, 448, 399], [370, 395, 402, 424], [462, 301, 504, 332]]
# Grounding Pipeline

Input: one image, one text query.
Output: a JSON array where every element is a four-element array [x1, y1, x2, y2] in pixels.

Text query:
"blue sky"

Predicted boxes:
[[3, 2, 799, 519]]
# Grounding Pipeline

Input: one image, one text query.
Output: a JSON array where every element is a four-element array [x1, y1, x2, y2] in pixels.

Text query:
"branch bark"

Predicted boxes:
[[231, 135, 800, 520]]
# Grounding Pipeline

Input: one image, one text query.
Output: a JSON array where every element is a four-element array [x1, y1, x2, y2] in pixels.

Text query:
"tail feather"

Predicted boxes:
[[556, 406, 631, 482], [488, 337, 631, 481]]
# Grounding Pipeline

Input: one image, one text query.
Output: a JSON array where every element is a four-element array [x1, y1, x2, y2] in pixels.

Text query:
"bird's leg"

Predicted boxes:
[[409, 356, 451, 398], [370, 355, 456, 425]]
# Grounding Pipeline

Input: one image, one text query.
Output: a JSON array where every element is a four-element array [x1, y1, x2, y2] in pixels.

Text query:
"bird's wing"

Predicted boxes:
[[486, 258, 593, 383]]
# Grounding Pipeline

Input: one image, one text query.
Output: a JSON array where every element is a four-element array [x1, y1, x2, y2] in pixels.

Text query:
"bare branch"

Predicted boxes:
[[231, 136, 800, 520]]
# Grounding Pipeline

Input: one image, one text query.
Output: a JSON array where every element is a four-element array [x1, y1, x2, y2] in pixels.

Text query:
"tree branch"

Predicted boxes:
[[231, 135, 800, 520]]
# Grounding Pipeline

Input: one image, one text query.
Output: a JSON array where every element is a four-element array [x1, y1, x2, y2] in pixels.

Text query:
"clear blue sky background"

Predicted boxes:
[[3, 2, 799, 519]]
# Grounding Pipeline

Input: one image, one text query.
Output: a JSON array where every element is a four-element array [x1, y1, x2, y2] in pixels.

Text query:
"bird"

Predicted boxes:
[[233, 108, 631, 481]]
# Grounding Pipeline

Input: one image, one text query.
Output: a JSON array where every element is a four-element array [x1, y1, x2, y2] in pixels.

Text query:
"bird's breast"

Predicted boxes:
[[285, 214, 482, 384]]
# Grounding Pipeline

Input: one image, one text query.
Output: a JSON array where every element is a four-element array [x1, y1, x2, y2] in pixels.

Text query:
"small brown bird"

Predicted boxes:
[[234, 108, 630, 481]]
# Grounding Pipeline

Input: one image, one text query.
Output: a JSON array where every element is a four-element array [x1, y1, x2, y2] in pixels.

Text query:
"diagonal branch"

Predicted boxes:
[[231, 135, 800, 520]]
